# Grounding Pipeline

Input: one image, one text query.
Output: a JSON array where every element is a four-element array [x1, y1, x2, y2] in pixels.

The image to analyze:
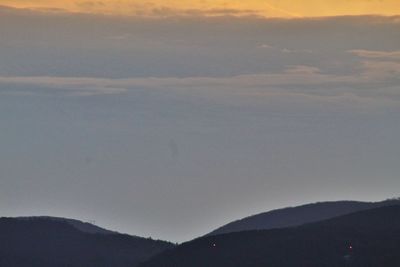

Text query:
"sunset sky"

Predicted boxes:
[[1, 0, 400, 17], [0, 1, 400, 243]]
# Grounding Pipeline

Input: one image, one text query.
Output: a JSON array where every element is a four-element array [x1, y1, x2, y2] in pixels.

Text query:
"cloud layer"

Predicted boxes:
[[1, 61, 399, 107], [2, 0, 400, 17]]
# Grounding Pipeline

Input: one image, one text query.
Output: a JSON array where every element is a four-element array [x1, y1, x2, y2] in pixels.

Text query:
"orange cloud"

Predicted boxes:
[[0, 0, 399, 17]]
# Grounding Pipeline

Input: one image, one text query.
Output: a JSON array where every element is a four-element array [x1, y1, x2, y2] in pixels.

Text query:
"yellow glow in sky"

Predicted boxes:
[[1, 0, 400, 17]]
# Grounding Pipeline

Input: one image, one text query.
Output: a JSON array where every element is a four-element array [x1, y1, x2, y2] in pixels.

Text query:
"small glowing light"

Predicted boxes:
[[213, 243, 216, 247], [349, 245, 353, 250]]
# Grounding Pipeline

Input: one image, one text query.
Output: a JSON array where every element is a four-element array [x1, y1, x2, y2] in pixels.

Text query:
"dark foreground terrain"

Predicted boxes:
[[141, 205, 400, 267], [2, 200, 399, 267], [0, 217, 173, 267]]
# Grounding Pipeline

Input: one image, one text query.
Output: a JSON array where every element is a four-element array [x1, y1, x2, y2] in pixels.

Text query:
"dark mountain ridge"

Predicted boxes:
[[16, 216, 117, 235], [0, 217, 174, 267], [141, 205, 400, 267], [208, 198, 400, 236], [2, 199, 399, 266]]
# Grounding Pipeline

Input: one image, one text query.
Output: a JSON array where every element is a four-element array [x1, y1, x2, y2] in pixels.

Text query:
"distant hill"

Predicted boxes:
[[16, 216, 117, 235], [140, 205, 400, 267], [208, 199, 400, 236], [0, 217, 174, 267]]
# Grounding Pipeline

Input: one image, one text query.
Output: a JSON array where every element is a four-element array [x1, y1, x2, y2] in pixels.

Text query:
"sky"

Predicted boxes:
[[1, 0, 400, 17], [0, 3, 400, 242]]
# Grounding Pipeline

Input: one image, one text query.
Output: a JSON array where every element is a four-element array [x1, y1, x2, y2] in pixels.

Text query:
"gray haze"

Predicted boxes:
[[0, 7, 400, 242]]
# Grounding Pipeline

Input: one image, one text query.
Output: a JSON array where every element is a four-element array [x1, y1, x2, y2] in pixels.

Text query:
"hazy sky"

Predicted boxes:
[[0, 4, 400, 242]]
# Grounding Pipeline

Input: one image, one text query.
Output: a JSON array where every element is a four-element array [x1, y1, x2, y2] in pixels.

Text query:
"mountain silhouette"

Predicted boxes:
[[16, 216, 117, 235], [140, 205, 400, 267], [208, 198, 400, 236], [0, 217, 174, 267]]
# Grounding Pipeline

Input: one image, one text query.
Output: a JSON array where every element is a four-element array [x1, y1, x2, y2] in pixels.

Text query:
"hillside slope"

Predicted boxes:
[[208, 199, 400, 235], [141, 205, 400, 267], [0, 217, 174, 267], [17, 216, 117, 235]]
